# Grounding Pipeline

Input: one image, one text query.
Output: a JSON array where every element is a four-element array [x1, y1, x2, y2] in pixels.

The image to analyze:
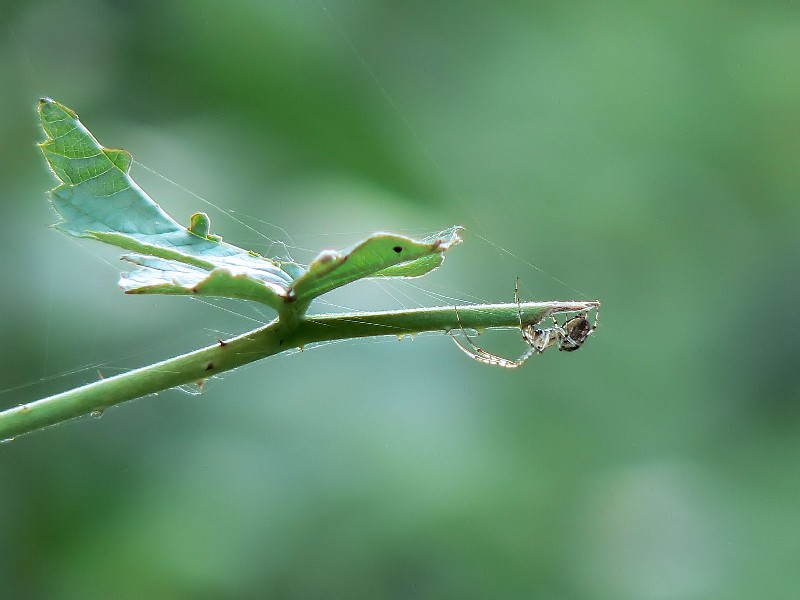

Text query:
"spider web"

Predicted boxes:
[[0, 1, 591, 408]]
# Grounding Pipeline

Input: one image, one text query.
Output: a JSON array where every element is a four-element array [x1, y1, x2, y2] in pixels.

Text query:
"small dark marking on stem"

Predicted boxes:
[[217, 339, 228, 347], [205, 362, 214, 371], [393, 246, 403, 253]]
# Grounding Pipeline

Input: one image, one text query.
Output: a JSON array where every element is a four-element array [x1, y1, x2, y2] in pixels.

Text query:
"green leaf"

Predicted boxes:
[[289, 227, 462, 302], [38, 98, 461, 315], [38, 98, 293, 310], [119, 255, 289, 306]]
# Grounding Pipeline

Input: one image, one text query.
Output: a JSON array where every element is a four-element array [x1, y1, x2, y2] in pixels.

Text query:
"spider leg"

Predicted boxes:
[[449, 332, 527, 368], [590, 304, 600, 333], [516, 278, 544, 348], [561, 313, 582, 349], [449, 306, 527, 369]]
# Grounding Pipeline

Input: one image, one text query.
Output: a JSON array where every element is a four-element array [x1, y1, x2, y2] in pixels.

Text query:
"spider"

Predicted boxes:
[[449, 279, 599, 369]]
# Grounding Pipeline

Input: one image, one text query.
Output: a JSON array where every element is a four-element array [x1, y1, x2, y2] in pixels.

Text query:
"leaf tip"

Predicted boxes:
[[434, 225, 464, 250], [37, 97, 77, 122]]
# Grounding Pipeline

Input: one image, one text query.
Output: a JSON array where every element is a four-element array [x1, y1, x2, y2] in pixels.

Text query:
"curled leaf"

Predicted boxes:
[[289, 227, 462, 302]]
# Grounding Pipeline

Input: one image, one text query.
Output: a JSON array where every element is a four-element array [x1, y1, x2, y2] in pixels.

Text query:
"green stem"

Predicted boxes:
[[0, 301, 597, 440]]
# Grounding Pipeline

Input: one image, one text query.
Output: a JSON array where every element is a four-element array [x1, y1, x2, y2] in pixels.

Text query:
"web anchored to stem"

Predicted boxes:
[[0, 99, 600, 440]]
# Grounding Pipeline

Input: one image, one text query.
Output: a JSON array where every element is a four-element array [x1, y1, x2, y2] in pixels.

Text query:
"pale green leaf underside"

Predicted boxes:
[[38, 98, 461, 313]]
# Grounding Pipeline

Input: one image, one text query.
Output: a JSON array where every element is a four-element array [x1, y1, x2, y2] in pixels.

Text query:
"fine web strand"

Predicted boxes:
[[186, 297, 272, 327], [317, 3, 486, 239], [0, 331, 220, 400], [222, 208, 297, 248], [313, 298, 362, 313], [316, 2, 588, 302], [225, 209, 297, 262], [290, 226, 437, 240], [131, 159, 300, 264], [40, 262, 55, 384], [472, 233, 591, 300], [370, 280, 425, 310], [2, 7, 44, 97], [384, 278, 491, 307]]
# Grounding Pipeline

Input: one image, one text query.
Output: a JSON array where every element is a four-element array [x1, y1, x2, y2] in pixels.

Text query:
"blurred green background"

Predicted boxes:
[[1, 1, 799, 598]]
